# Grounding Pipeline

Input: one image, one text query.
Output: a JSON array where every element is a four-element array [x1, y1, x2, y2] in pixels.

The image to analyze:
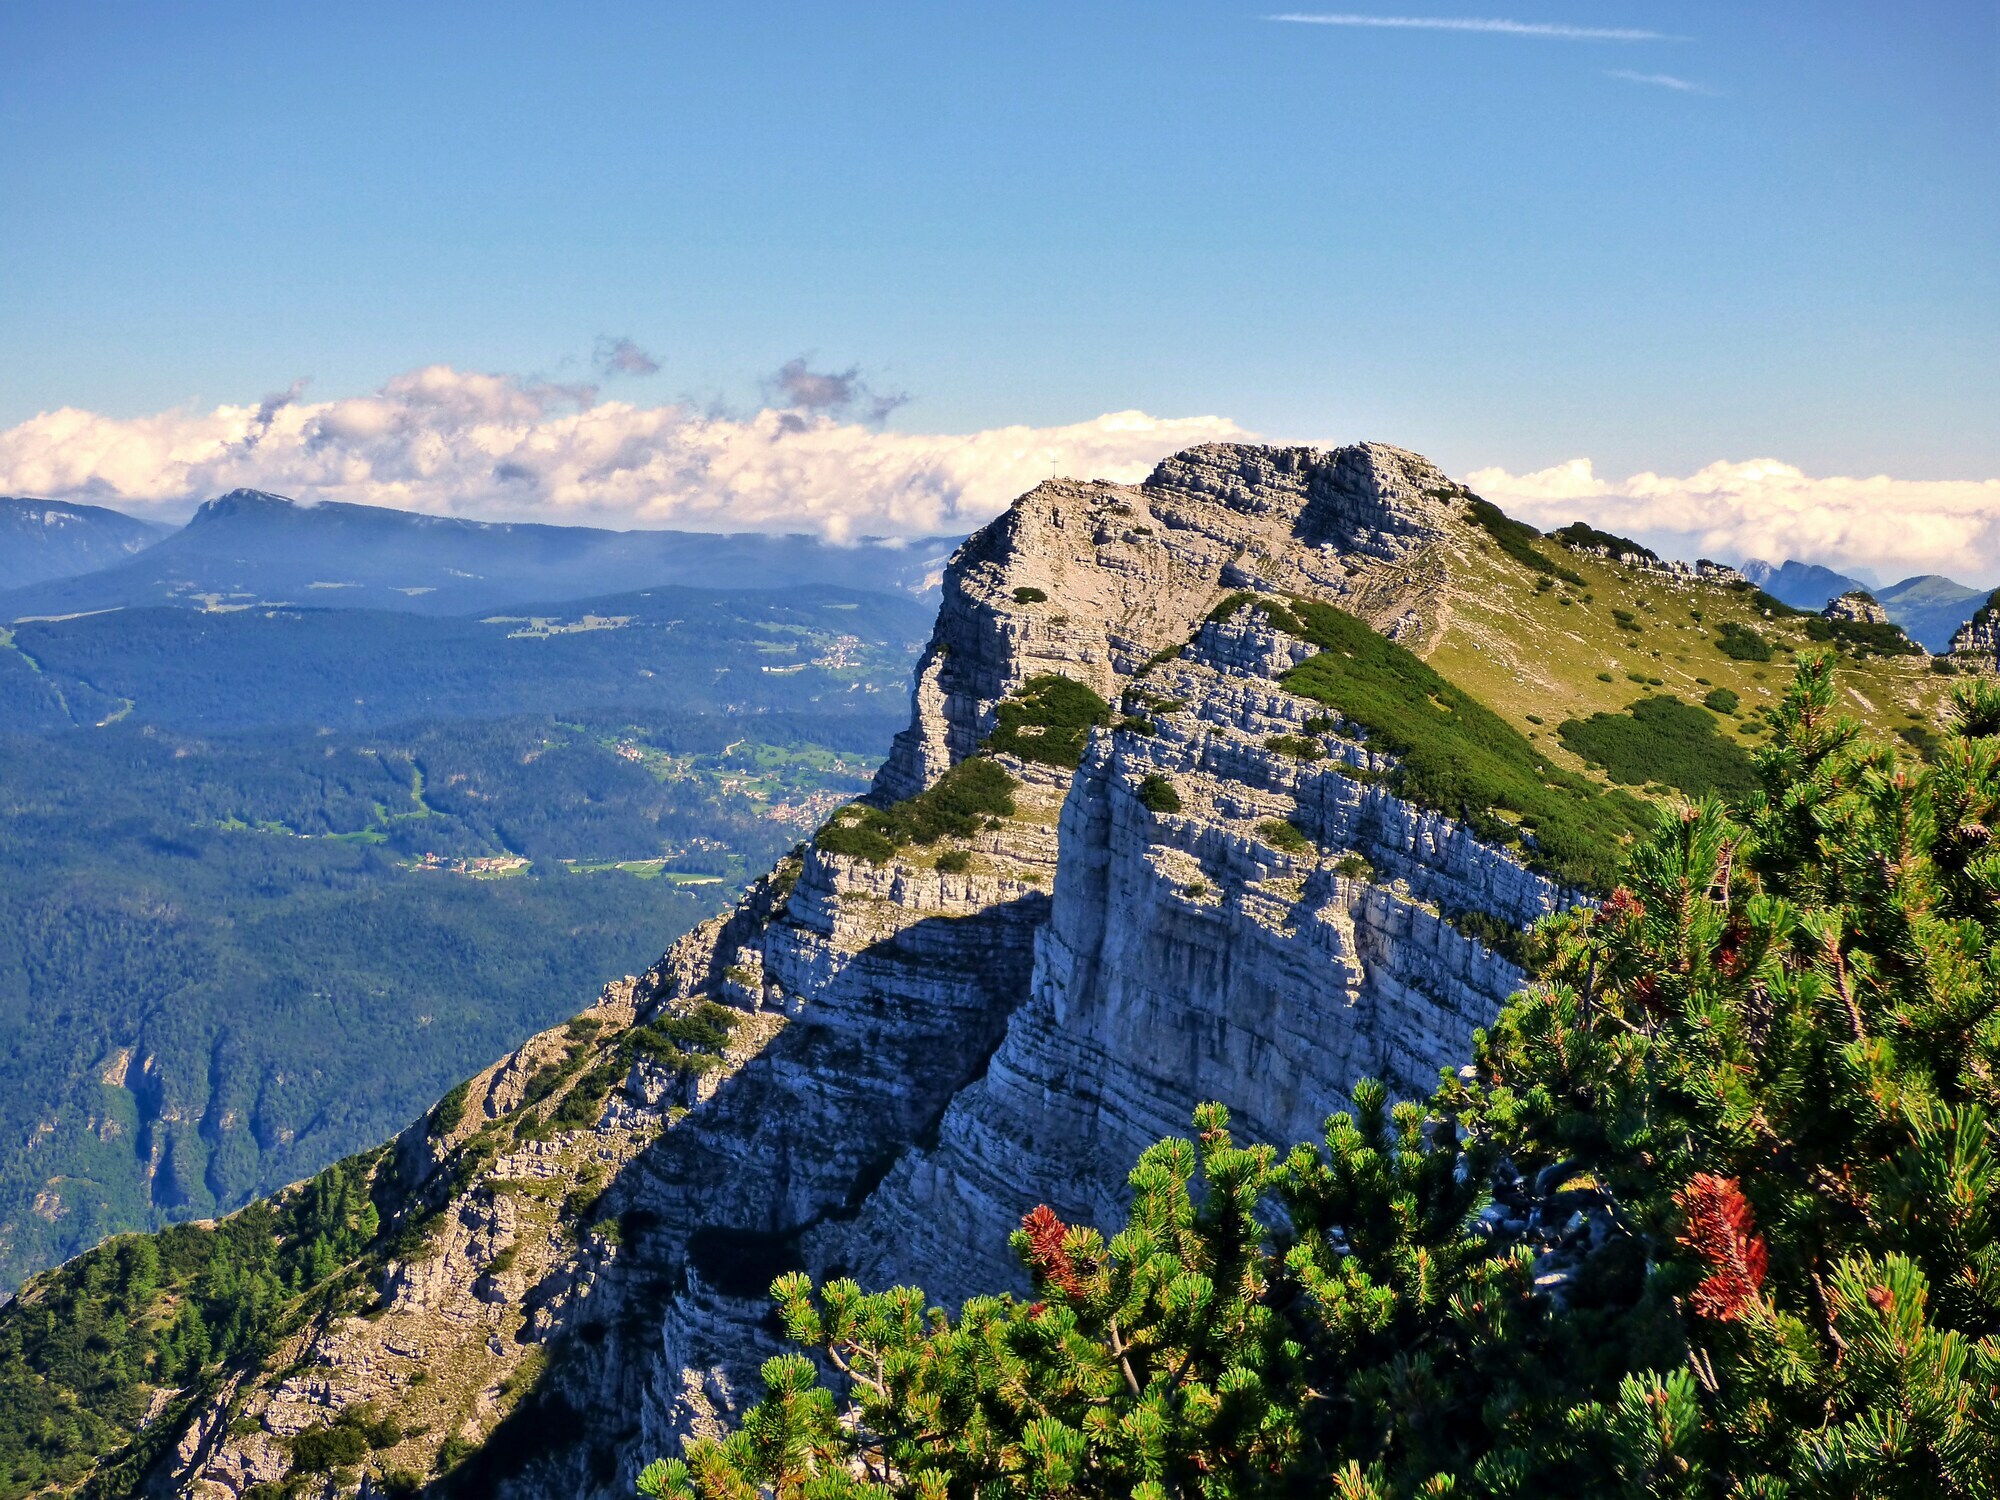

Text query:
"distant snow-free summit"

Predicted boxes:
[[0, 497, 169, 591], [1740, 556, 1988, 651], [0, 489, 959, 619]]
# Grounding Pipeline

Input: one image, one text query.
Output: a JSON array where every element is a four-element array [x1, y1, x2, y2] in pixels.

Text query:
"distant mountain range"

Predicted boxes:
[[1871, 575, 1995, 653], [1739, 558, 1870, 609], [1741, 557, 1989, 651], [7, 490, 1991, 655], [0, 497, 169, 589], [0, 489, 958, 620]]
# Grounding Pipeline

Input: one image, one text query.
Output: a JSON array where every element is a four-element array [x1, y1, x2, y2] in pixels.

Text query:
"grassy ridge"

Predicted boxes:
[[1278, 598, 1650, 890], [1459, 494, 1586, 588], [815, 757, 1019, 863]]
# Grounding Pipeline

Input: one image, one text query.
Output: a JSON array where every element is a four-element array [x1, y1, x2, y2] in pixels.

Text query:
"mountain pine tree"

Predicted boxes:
[[640, 657, 2000, 1499]]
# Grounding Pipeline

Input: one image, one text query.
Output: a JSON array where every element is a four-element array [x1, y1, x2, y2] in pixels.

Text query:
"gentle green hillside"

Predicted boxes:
[[1277, 597, 1651, 890], [1421, 502, 1957, 783]]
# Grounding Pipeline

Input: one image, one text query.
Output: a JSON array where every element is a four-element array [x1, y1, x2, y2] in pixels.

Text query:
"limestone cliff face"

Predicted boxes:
[[153, 444, 1581, 1499], [1824, 591, 1891, 627], [814, 612, 1563, 1305], [872, 443, 1462, 801], [1951, 591, 2000, 665], [617, 443, 1572, 1472]]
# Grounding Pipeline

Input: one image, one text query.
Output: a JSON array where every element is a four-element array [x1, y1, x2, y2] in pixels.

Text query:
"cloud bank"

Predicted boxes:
[[1468, 458, 2000, 588], [13, 367, 1987, 581], [0, 364, 1247, 543]]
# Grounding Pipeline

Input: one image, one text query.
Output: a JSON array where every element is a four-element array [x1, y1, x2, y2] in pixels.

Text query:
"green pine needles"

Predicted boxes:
[[639, 656, 2000, 1500]]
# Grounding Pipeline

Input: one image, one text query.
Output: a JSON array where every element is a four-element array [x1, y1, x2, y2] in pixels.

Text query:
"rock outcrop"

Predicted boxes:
[[151, 445, 1588, 1498], [1824, 591, 1891, 626], [1951, 590, 2000, 665]]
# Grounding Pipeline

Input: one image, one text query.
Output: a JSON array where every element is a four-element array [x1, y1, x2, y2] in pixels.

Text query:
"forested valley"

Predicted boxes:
[[0, 586, 927, 1288]]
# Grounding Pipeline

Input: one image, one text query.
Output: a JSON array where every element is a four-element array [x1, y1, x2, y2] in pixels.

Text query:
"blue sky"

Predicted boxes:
[[1, 3, 1994, 570]]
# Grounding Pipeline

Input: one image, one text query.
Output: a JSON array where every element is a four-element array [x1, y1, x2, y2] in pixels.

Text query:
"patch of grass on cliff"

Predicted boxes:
[[427, 1079, 471, 1140], [1265, 734, 1323, 761], [1280, 598, 1649, 891], [1208, 592, 1304, 637], [816, 757, 1020, 863], [1557, 696, 1758, 799], [541, 1001, 742, 1133], [1257, 818, 1313, 856], [1442, 905, 1530, 967], [983, 674, 1111, 769], [1459, 495, 1586, 588], [1548, 521, 1659, 564], [626, 1002, 737, 1074]]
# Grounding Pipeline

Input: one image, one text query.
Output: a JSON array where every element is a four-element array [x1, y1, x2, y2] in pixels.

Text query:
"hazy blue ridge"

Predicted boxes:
[[0, 497, 168, 591], [1740, 557, 1988, 651], [1738, 558, 1868, 610], [1875, 573, 1992, 651], [0, 489, 961, 619]]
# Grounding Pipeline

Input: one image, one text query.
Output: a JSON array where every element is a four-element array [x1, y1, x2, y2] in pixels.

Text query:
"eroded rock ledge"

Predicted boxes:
[[156, 444, 1583, 1499]]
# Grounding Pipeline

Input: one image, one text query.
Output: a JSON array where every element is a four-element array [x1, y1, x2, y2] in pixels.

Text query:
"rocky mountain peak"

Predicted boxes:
[[90, 442, 1598, 1499], [192, 488, 298, 518], [871, 442, 1461, 802]]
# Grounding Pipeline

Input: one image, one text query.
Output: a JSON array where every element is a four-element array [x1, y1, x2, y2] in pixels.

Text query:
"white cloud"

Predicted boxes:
[[1466, 457, 2000, 587], [1606, 69, 1704, 91], [0, 365, 1248, 543], [1267, 14, 1672, 41]]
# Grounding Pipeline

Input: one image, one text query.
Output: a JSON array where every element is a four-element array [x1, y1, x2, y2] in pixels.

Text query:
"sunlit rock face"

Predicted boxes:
[[154, 445, 1581, 1500], [1951, 592, 2000, 665], [613, 443, 1565, 1475]]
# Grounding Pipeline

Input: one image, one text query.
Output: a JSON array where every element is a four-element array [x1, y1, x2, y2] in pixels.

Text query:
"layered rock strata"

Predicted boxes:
[[816, 609, 1561, 1303], [153, 445, 1581, 1498]]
